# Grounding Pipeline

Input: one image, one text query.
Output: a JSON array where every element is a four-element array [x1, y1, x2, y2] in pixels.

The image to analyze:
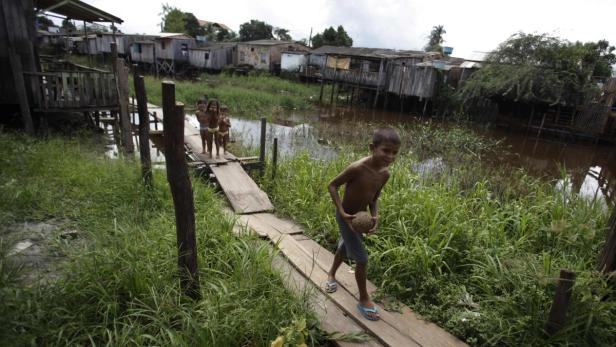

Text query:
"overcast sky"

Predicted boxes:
[[80, 0, 615, 58]]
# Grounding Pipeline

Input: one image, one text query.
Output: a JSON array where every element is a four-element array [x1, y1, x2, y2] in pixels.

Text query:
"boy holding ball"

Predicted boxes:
[[325, 127, 400, 321]]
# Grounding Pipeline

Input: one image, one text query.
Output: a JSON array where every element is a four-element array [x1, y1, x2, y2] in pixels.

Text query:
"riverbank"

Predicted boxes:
[[0, 132, 324, 346], [256, 121, 615, 346]]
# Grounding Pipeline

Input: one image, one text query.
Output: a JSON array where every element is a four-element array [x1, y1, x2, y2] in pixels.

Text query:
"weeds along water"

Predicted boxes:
[[255, 120, 615, 346], [134, 73, 322, 119], [0, 132, 326, 346]]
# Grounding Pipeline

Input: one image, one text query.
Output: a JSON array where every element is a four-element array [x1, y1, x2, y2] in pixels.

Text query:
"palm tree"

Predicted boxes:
[[425, 25, 446, 52]]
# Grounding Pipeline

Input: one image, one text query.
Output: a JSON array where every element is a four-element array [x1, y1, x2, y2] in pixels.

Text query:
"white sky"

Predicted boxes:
[[76, 0, 615, 58]]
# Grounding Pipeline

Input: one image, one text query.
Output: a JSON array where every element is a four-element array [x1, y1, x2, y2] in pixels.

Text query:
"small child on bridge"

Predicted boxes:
[[218, 105, 231, 155], [325, 127, 401, 321], [204, 99, 221, 158], [196, 97, 208, 154]]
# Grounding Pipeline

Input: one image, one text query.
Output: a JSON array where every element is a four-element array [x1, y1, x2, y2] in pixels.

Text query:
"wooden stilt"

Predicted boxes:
[[8, 49, 34, 135], [134, 72, 152, 187], [597, 207, 616, 274], [545, 269, 576, 336], [319, 77, 325, 103], [162, 81, 200, 299], [112, 42, 134, 156], [272, 137, 278, 179], [259, 117, 266, 165]]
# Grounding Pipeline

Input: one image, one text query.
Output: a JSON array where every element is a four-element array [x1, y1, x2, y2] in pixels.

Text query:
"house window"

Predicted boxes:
[[251, 47, 254, 52], [137, 44, 142, 53], [260, 52, 267, 64], [161, 41, 166, 50], [181, 43, 188, 56], [240, 51, 245, 62], [204, 52, 210, 60]]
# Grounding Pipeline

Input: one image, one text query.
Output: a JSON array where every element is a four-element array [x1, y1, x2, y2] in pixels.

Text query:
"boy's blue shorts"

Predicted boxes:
[[335, 211, 368, 264]]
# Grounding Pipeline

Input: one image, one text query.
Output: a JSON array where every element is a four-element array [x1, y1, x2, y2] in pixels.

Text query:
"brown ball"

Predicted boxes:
[[351, 211, 373, 233]]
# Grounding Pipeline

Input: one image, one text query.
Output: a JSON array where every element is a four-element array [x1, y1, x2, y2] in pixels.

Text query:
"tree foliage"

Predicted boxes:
[[61, 18, 76, 32], [239, 20, 274, 41], [425, 25, 446, 52], [37, 16, 54, 31], [274, 28, 292, 41], [311, 26, 353, 49], [459, 32, 616, 107], [183, 12, 204, 37]]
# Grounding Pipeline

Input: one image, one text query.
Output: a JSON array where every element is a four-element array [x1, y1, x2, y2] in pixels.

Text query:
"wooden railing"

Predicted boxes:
[[23, 71, 118, 111]]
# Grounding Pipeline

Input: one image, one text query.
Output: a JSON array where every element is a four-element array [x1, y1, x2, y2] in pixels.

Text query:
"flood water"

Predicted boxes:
[[107, 104, 615, 206], [225, 106, 616, 206]]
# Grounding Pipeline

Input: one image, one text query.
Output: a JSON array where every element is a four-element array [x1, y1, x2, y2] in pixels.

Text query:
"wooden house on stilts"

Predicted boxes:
[[1, 0, 124, 133]]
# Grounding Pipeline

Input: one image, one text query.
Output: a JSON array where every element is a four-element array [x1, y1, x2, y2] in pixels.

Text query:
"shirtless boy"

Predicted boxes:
[[195, 98, 208, 154], [217, 105, 231, 155], [204, 99, 221, 158], [326, 127, 400, 321]]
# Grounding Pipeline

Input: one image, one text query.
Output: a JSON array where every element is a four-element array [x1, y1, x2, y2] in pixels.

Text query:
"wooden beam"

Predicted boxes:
[[134, 71, 152, 187], [259, 117, 266, 164], [597, 207, 616, 274], [112, 42, 134, 156], [162, 81, 200, 299], [7, 49, 35, 135], [545, 269, 576, 336]]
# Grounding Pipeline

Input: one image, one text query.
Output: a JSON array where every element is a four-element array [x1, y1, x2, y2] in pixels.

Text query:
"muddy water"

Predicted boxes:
[[106, 104, 615, 205], [226, 106, 616, 205]]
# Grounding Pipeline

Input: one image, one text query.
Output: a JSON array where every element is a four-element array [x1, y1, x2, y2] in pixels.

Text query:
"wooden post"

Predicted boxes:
[[162, 81, 200, 299], [330, 59, 338, 105], [83, 20, 91, 68], [597, 207, 616, 274], [94, 111, 100, 128], [131, 95, 136, 125], [134, 73, 152, 187], [545, 269, 576, 336], [153, 111, 159, 130], [373, 59, 384, 108], [112, 42, 135, 156], [7, 49, 34, 135], [319, 76, 325, 103], [259, 117, 266, 164], [272, 137, 278, 179]]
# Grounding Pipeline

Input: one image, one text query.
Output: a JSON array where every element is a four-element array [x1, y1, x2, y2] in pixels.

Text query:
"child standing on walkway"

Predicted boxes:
[[204, 99, 221, 158], [196, 98, 208, 154], [325, 127, 400, 321], [218, 105, 231, 155]]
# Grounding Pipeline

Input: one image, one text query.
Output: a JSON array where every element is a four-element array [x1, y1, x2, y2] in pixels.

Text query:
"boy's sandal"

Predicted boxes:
[[325, 280, 338, 293], [357, 304, 380, 321]]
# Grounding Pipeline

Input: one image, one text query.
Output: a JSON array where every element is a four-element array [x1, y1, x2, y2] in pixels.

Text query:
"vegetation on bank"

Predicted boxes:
[[0, 132, 322, 346], [137, 73, 321, 118], [258, 120, 615, 346]]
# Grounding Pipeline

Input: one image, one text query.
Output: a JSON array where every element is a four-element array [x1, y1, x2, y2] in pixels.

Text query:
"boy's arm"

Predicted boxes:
[[367, 174, 390, 233], [327, 164, 358, 226]]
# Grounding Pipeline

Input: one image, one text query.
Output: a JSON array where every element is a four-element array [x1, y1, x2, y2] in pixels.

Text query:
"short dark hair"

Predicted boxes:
[[197, 98, 207, 105], [372, 127, 401, 146]]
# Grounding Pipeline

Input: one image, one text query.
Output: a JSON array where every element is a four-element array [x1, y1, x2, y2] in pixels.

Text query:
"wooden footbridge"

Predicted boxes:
[[137, 98, 465, 347]]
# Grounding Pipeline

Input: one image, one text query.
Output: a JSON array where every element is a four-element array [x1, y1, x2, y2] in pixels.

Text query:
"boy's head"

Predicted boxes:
[[206, 100, 220, 113], [369, 127, 401, 167], [220, 105, 229, 115]]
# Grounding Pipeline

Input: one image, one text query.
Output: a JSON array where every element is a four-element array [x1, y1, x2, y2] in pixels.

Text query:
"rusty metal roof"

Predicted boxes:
[[34, 0, 123, 23], [311, 46, 432, 59], [240, 40, 298, 46]]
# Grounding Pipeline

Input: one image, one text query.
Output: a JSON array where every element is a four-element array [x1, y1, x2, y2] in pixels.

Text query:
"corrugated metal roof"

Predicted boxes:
[[311, 46, 431, 59], [240, 40, 297, 46], [157, 33, 193, 39], [35, 0, 123, 23], [466, 51, 489, 62], [460, 61, 482, 69], [197, 19, 231, 31]]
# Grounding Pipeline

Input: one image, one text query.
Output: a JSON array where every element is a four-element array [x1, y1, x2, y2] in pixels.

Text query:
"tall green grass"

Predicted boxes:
[[137, 73, 322, 118], [258, 121, 615, 346], [0, 132, 322, 346]]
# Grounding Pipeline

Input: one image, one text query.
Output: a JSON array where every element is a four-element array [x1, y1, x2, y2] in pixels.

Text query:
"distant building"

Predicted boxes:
[[237, 40, 309, 72]]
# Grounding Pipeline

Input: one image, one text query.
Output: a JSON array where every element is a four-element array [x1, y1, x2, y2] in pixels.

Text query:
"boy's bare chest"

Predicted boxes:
[[349, 170, 387, 194]]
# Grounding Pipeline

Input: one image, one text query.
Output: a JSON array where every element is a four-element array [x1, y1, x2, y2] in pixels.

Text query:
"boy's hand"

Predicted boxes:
[[340, 211, 356, 232], [367, 216, 378, 234]]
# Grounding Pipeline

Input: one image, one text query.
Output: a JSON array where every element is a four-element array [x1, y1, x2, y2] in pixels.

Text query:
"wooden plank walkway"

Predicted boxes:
[[146, 103, 465, 346], [235, 213, 466, 347]]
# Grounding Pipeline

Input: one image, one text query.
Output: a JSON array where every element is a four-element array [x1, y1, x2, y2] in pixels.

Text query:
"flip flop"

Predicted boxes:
[[325, 280, 338, 293], [357, 304, 380, 321]]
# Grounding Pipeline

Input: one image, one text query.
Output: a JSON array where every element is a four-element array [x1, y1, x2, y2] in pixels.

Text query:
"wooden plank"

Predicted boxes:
[[252, 213, 304, 235], [229, 221, 383, 347], [274, 234, 421, 347], [210, 162, 274, 214]]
